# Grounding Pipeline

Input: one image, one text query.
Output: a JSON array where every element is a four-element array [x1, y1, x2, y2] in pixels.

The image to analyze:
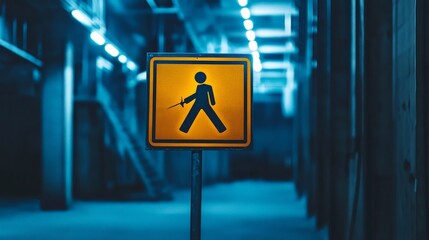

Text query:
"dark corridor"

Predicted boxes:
[[0, 0, 429, 240]]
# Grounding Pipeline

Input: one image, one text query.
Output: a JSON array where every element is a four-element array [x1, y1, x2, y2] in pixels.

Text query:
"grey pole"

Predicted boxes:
[[190, 150, 202, 240]]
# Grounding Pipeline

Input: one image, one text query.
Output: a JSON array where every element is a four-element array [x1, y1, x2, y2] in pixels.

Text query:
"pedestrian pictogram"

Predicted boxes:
[[170, 71, 227, 134], [146, 53, 252, 149]]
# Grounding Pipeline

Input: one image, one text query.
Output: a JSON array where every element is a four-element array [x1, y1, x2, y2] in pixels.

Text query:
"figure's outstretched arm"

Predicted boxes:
[[208, 86, 216, 105], [184, 93, 196, 103]]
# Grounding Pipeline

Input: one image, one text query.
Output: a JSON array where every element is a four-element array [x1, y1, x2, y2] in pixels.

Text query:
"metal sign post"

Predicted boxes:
[[190, 150, 202, 240]]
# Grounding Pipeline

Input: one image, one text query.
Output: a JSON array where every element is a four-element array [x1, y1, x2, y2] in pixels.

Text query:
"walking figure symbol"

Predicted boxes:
[[168, 72, 226, 133]]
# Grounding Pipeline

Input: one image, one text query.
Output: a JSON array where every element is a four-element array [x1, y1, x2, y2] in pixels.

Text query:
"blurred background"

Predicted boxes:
[[0, 0, 428, 239]]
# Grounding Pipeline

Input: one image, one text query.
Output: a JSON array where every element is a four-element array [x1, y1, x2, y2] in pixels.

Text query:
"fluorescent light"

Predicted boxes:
[[244, 20, 253, 30], [259, 45, 298, 54], [262, 61, 288, 69], [238, 0, 248, 7], [253, 60, 262, 72], [260, 71, 285, 78], [71, 9, 92, 27], [249, 40, 258, 51], [104, 44, 119, 57], [253, 58, 261, 64], [253, 58, 262, 72], [246, 30, 256, 41], [250, 3, 299, 16], [136, 71, 147, 81], [251, 51, 260, 60], [90, 31, 105, 45], [118, 55, 127, 63], [255, 29, 294, 38], [127, 61, 137, 71], [240, 8, 251, 19]]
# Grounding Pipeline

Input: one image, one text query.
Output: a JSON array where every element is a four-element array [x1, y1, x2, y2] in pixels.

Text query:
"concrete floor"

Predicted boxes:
[[0, 181, 327, 240]]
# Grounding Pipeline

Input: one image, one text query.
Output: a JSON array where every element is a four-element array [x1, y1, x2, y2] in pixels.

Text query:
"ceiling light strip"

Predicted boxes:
[[67, 4, 138, 71]]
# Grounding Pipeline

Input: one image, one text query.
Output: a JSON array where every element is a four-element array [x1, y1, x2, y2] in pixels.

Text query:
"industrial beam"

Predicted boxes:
[[0, 39, 42, 67], [212, 4, 298, 17]]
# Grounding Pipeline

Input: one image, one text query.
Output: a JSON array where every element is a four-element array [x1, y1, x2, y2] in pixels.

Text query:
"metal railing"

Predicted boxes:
[[96, 81, 170, 200]]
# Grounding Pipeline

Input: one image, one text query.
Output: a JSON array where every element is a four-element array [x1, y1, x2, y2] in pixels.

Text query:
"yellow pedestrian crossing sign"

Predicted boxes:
[[146, 53, 252, 149]]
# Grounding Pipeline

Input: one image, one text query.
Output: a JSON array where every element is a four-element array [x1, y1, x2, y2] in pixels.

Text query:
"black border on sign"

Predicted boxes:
[[146, 53, 253, 150], [152, 60, 247, 143]]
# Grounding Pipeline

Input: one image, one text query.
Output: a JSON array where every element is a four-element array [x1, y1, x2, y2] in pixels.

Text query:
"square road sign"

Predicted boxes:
[[146, 53, 252, 149]]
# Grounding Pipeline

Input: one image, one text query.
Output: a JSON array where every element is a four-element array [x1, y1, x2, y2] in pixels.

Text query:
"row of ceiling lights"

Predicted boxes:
[[71, 9, 137, 71], [238, 0, 262, 72]]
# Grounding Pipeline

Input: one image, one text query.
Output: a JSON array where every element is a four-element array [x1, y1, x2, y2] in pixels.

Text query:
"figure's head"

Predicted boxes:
[[195, 72, 206, 83]]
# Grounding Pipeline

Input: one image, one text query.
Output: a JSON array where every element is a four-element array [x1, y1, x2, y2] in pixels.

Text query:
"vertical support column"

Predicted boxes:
[[315, 0, 332, 229], [294, 0, 312, 200], [73, 38, 104, 199], [190, 150, 202, 240], [329, 0, 353, 239], [364, 0, 395, 238], [0, 0, 6, 40], [41, 40, 74, 210], [392, 0, 417, 239], [293, 0, 305, 198], [77, 41, 98, 97], [416, 0, 429, 238], [306, 0, 317, 217], [347, 0, 366, 239]]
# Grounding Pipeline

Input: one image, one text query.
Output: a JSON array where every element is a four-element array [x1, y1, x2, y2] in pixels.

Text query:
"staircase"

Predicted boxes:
[[97, 82, 171, 201]]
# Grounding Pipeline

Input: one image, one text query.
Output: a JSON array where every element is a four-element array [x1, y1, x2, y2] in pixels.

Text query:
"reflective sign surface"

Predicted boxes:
[[147, 53, 252, 149]]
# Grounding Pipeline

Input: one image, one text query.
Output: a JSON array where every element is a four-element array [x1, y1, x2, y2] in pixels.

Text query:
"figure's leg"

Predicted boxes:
[[180, 106, 201, 133], [204, 107, 227, 133]]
